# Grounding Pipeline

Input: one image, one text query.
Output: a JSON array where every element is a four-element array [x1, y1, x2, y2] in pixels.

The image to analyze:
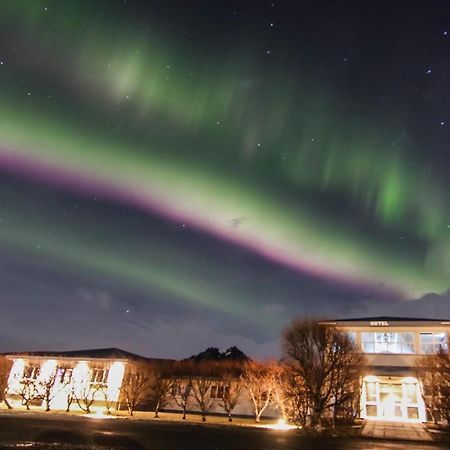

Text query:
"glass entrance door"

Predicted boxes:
[[363, 377, 423, 421], [379, 383, 403, 419]]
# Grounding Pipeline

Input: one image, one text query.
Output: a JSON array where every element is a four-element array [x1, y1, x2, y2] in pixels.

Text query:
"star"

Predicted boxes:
[[266, 49, 272, 54], [440, 121, 445, 126], [426, 68, 432, 74]]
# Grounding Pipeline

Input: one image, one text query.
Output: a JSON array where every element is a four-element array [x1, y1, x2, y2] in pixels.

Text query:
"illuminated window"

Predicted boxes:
[[361, 332, 415, 354], [420, 332, 448, 354]]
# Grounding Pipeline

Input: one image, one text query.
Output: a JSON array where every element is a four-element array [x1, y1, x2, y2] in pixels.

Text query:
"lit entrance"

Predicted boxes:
[[363, 376, 424, 421]]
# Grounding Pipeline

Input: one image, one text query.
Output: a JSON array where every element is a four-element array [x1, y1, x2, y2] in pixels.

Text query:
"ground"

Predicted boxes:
[[0, 412, 446, 450]]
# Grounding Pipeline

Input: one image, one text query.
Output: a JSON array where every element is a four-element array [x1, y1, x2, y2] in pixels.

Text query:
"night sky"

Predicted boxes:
[[0, 0, 449, 359]]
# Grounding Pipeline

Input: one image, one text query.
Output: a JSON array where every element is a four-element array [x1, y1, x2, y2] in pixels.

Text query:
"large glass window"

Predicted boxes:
[[420, 332, 448, 354], [361, 332, 415, 354]]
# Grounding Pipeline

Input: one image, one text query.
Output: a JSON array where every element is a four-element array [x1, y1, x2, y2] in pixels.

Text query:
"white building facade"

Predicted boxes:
[[325, 316, 450, 422]]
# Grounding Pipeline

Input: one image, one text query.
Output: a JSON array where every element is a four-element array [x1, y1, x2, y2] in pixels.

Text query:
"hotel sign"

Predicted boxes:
[[370, 321, 389, 326]]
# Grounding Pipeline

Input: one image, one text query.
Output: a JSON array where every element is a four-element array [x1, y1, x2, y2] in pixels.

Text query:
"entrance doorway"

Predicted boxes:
[[363, 376, 423, 421]]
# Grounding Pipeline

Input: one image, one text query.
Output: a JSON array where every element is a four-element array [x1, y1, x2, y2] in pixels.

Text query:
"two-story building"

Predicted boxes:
[[322, 316, 450, 422]]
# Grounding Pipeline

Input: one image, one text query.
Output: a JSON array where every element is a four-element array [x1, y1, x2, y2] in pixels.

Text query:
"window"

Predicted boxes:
[[420, 332, 448, 354], [91, 367, 109, 384], [210, 385, 218, 398], [172, 383, 189, 396], [346, 332, 356, 345], [23, 364, 40, 380], [361, 332, 415, 354], [404, 383, 417, 403], [210, 385, 224, 399], [365, 382, 376, 402], [56, 367, 73, 384], [366, 405, 377, 417], [217, 386, 224, 398], [224, 386, 230, 399]]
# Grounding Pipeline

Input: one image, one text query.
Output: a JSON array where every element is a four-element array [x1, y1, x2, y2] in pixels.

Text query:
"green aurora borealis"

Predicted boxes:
[[0, 1, 449, 354]]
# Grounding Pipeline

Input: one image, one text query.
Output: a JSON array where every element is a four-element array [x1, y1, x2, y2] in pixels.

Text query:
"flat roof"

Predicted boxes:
[[3, 347, 166, 362], [321, 316, 450, 327]]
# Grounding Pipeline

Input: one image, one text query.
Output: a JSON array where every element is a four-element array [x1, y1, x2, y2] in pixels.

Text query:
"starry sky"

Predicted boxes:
[[0, 0, 449, 359]]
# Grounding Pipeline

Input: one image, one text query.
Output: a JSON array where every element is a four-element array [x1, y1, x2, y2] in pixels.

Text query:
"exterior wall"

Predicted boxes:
[[4, 355, 280, 419], [6, 356, 126, 411], [165, 384, 280, 418]]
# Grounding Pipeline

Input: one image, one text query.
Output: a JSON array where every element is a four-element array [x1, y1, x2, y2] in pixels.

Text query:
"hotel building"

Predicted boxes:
[[324, 316, 450, 422], [2, 316, 450, 422]]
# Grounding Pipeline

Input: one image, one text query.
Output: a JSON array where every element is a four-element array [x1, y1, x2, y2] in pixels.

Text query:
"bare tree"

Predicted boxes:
[[65, 383, 76, 413], [121, 362, 153, 416], [19, 378, 40, 410], [191, 374, 215, 422], [282, 367, 309, 428], [243, 362, 277, 423], [219, 378, 243, 422], [75, 379, 98, 414], [170, 360, 196, 420], [171, 379, 192, 420], [149, 363, 173, 418], [418, 350, 450, 425], [0, 356, 12, 409], [98, 383, 115, 415], [38, 372, 58, 412], [270, 365, 290, 421], [282, 318, 365, 429], [330, 368, 362, 426]]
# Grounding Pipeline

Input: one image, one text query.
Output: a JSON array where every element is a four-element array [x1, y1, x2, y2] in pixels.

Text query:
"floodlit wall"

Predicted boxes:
[[5, 356, 126, 412]]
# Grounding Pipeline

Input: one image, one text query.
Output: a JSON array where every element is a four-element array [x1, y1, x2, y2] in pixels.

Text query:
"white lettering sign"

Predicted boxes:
[[370, 321, 389, 326]]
